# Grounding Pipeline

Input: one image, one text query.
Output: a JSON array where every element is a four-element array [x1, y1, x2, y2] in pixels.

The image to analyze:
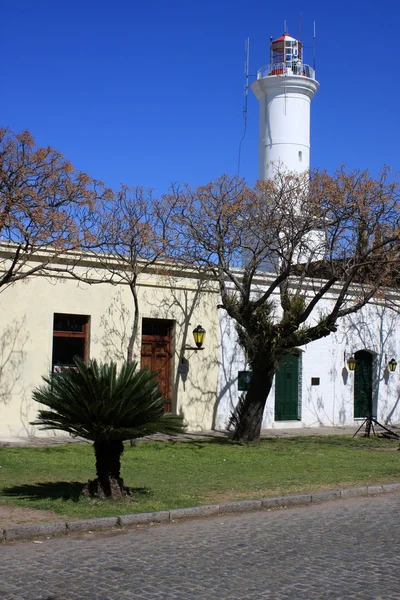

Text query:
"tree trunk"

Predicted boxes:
[[127, 281, 139, 364], [233, 361, 275, 442], [85, 440, 128, 499]]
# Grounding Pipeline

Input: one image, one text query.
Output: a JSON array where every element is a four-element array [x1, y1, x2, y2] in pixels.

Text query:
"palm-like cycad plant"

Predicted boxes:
[[31, 358, 185, 498]]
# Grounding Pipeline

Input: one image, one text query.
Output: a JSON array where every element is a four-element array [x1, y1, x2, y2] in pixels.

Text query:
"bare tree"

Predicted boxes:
[[169, 169, 400, 441], [0, 128, 107, 290], [90, 186, 178, 363]]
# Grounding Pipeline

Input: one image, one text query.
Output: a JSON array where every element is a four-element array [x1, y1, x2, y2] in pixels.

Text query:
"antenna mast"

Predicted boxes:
[[237, 37, 250, 175], [313, 21, 316, 71], [244, 36, 250, 131], [270, 36, 273, 66]]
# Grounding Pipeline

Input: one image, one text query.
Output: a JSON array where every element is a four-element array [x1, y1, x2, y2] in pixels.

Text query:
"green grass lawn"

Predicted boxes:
[[0, 435, 399, 519]]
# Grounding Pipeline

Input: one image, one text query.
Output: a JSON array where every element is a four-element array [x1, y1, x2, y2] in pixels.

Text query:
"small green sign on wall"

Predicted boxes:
[[238, 371, 252, 391]]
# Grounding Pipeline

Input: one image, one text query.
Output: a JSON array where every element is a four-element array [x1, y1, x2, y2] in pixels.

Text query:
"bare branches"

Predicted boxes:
[[179, 167, 399, 442], [82, 185, 177, 363], [171, 168, 400, 358], [0, 128, 108, 290]]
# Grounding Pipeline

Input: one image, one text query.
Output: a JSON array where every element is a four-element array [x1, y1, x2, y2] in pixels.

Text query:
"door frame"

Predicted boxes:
[[140, 318, 174, 411], [353, 349, 375, 419], [274, 351, 302, 421]]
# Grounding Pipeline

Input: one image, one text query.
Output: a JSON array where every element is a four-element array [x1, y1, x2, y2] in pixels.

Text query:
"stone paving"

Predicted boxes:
[[1, 492, 400, 599]]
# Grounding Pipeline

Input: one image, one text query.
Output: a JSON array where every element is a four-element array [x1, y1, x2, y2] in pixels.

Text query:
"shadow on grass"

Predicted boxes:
[[2, 482, 152, 503], [2, 481, 85, 502], [153, 434, 363, 448], [180, 438, 243, 448], [142, 436, 244, 448], [167, 435, 395, 451]]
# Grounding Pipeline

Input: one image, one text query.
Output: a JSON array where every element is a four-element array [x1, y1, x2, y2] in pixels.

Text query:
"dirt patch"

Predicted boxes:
[[0, 505, 66, 528]]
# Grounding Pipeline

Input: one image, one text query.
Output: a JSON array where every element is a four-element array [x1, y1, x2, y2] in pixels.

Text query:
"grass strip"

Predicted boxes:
[[0, 435, 399, 520]]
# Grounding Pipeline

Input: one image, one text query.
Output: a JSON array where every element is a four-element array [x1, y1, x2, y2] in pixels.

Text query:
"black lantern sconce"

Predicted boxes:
[[183, 325, 206, 357], [388, 358, 397, 373], [347, 355, 356, 371], [192, 325, 206, 349]]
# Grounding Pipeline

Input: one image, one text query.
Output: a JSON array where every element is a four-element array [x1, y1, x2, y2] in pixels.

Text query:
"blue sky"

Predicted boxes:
[[2, 1, 398, 194]]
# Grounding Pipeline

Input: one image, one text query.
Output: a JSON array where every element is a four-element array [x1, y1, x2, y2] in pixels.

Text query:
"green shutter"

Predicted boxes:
[[275, 354, 300, 421], [354, 351, 373, 418]]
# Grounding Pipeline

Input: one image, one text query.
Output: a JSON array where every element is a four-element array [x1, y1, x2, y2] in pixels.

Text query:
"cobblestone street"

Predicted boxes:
[[1, 492, 399, 600]]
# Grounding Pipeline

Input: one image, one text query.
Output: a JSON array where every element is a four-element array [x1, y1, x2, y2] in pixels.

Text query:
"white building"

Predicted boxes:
[[215, 31, 400, 431], [216, 276, 400, 430], [0, 252, 220, 437]]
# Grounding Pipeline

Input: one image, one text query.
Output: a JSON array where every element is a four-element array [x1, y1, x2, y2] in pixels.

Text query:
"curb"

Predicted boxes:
[[2, 482, 400, 543]]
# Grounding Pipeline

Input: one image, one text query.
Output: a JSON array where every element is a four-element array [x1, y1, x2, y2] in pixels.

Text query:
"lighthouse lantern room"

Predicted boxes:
[[251, 30, 319, 180], [270, 33, 303, 75]]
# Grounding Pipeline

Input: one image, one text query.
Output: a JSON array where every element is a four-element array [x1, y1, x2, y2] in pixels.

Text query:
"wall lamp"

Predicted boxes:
[[388, 358, 397, 373], [347, 355, 356, 371], [184, 325, 206, 353]]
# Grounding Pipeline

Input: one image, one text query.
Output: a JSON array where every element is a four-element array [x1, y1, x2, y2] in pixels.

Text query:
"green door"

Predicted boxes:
[[275, 354, 300, 421], [354, 351, 373, 418]]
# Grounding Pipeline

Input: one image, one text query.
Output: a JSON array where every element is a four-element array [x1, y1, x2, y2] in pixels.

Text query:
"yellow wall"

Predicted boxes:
[[0, 268, 219, 437]]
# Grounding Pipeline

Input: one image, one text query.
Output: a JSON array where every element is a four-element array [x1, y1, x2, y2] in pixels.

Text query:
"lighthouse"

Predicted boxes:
[[251, 32, 319, 179]]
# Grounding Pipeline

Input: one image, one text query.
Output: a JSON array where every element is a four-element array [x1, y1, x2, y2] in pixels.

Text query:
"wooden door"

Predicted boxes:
[[354, 350, 373, 418], [141, 319, 173, 411], [275, 354, 300, 421]]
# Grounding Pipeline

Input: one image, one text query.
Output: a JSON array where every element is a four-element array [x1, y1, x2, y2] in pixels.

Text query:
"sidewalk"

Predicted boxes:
[[0, 425, 360, 448]]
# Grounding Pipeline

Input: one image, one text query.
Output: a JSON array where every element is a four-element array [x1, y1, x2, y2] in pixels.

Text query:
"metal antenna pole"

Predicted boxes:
[[237, 38, 250, 175], [313, 21, 316, 72], [270, 36, 273, 66]]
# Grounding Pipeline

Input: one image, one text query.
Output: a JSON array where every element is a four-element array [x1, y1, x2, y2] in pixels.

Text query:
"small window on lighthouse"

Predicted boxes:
[[298, 151, 303, 162]]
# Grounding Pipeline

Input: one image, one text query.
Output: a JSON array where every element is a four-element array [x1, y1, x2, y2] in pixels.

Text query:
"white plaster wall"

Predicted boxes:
[[217, 292, 400, 430], [0, 270, 220, 437]]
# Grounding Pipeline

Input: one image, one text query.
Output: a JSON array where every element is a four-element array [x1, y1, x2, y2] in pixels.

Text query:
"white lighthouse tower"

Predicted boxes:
[[251, 31, 319, 179]]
